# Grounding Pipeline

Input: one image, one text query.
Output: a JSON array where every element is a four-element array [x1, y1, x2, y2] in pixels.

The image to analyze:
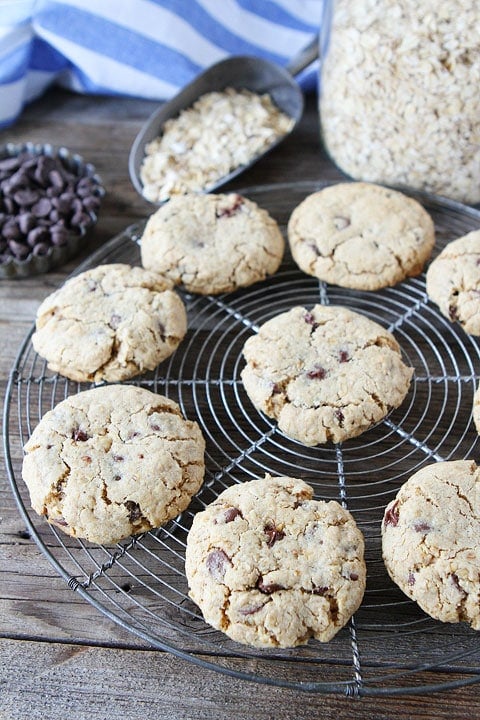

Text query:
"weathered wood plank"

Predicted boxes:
[[2, 638, 480, 720]]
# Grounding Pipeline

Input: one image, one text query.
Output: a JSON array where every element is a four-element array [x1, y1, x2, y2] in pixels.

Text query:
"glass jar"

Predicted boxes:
[[318, 0, 480, 204]]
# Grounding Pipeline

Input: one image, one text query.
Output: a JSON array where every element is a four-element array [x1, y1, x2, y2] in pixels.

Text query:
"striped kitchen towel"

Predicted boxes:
[[0, 0, 322, 128]]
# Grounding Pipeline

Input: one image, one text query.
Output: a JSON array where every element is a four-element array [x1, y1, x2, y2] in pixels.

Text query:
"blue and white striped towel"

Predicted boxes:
[[0, 0, 322, 128]]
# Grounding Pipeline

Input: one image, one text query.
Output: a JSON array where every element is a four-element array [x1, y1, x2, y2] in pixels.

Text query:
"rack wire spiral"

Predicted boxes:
[[4, 180, 480, 696]]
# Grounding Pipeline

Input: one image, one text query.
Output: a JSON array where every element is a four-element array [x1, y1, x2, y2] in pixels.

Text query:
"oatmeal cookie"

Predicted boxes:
[[382, 460, 480, 629], [185, 475, 366, 647], [140, 193, 284, 295], [31, 263, 187, 382], [287, 182, 435, 290], [241, 304, 413, 445], [22, 384, 205, 545], [426, 230, 480, 336]]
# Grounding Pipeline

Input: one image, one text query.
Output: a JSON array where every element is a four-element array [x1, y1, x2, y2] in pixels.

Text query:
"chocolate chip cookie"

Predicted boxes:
[[288, 182, 435, 290], [140, 192, 284, 294], [426, 230, 480, 336], [31, 263, 187, 382], [241, 304, 413, 445], [185, 475, 366, 647], [22, 384, 206, 545], [382, 460, 480, 629]]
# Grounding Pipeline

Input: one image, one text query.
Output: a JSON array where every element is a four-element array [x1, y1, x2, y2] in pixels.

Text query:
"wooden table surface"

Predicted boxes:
[[1, 88, 479, 720]]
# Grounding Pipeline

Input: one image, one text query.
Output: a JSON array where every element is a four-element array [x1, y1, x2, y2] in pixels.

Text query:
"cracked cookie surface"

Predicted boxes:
[[426, 230, 480, 336], [31, 263, 187, 382], [382, 460, 480, 629], [241, 304, 413, 446], [22, 384, 205, 545], [140, 192, 284, 295], [185, 475, 366, 647], [287, 182, 435, 290]]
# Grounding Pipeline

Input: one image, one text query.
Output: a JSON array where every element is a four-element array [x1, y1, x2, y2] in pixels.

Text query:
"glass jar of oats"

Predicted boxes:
[[318, 1, 480, 204]]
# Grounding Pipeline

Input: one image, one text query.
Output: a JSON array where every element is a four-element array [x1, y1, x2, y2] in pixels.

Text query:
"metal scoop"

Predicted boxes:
[[129, 36, 318, 203]]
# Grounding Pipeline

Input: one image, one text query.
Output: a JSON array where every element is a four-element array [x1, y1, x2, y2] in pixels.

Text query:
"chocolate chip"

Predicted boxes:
[[31, 197, 52, 217], [238, 602, 265, 616], [413, 521, 431, 533], [48, 169, 65, 189], [335, 409, 345, 425], [223, 507, 242, 523], [8, 239, 29, 258], [113, 455, 124, 462], [304, 311, 318, 329], [18, 212, 35, 234], [338, 350, 349, 363], [215, 194, 244, 218], [70, 211, 91, 229], [27, 227, 48, 247], [312, 585, 329, 595], [450, 573, 466, 593], [53, 192, 75, 214], [2, 197, 15, 214], [448, 304, 459, 321], [82, 195, 101, 212], [13, 189, 39, 206], [349, 573, 359, 581], [0, 156, 21, 172], [3, 221, 21, 240], [50, 226, 68, 246], [125, 500, 143, 523], [257, 576, 284, 594], [407, 573, 416, 586], [264, 521, 285, 547], [306, 365, 327, 380], [206, 548, 232, 582], [32, 242, 50, 256], [384, 500, 399, 527], [72, 428, 88, 441]]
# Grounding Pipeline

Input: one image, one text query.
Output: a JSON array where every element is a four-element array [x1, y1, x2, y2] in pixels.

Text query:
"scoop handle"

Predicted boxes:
[[285, 35, 319, 78]]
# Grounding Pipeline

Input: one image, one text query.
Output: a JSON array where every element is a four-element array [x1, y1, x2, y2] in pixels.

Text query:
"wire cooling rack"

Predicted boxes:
[[4, 180, 480, 696]]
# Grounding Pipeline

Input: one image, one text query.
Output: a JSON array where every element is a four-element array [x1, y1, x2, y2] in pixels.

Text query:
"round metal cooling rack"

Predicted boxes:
[[4, 180, 480, 696]]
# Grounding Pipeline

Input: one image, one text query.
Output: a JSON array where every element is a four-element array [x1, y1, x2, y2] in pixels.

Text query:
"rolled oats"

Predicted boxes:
[[319, 1, 480, 204], [140, 88, 294, 203]]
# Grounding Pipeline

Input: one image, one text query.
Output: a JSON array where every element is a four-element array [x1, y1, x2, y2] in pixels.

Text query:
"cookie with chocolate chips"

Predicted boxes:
[[241, 304, 413, 446], [426, 229, 480, 336], [382, 460, 480, 629], [22, 384, 205, 545], [140, 192, 284, 295], [287, 182, 435, 290], [185, 475, 366, 647], [31, 263, 187, 382]]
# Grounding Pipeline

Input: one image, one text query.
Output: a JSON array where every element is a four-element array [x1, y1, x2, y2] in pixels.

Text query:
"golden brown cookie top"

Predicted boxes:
[[186, 475, 366, 647], [140, 193, 284, 295], [22, 384, 205, 545], [288, 182, 435, 290], [32, 262, 187, 382], [426, 230, 480, 336], [382, 459, 480, 630], [241, 304, 413, 446]]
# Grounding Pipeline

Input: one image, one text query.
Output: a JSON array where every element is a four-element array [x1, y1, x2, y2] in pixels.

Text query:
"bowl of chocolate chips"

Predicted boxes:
[[0, 142, 104, 278]]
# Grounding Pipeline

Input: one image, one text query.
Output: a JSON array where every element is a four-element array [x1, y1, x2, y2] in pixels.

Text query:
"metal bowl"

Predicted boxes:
[[0, 142, 105, 279]]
